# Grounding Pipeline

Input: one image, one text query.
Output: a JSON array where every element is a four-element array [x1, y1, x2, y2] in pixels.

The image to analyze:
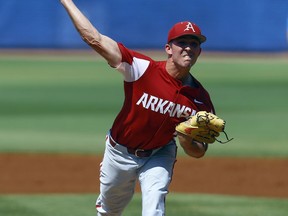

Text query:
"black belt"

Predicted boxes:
[[109, 136, 153, 158]]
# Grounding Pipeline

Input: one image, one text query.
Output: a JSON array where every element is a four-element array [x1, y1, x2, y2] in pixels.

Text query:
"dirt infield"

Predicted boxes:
[[1, 154, 288, 198]]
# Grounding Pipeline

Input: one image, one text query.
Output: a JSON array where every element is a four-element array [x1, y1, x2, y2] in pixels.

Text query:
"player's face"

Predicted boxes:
[[168, 36, 201, 69]]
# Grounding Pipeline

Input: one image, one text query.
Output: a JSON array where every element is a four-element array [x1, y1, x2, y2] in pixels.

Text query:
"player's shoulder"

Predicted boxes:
[[118, 43, 154, 62]]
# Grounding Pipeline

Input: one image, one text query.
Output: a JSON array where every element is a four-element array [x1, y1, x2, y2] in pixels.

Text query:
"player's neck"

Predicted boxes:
[[165, 59, 190, 80]]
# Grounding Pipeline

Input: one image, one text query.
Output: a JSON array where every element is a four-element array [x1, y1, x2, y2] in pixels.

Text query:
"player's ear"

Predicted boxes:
[[165, 43, 172, 55]]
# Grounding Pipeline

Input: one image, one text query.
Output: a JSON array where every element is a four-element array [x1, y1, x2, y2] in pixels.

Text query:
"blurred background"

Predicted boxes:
[[0, 0, 287, 156], [1, 1, 288, 216], [0, 0, 287, 51]]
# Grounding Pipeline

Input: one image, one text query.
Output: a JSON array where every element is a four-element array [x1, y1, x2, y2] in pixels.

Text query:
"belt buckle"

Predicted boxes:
[[134, 149, 145, 157]]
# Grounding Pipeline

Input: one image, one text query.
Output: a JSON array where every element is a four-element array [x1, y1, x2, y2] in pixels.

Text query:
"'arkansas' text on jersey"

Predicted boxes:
[[136, 92, 196, 118]]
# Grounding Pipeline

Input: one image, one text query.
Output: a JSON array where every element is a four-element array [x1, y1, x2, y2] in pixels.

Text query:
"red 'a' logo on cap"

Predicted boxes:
[[184, 22, 195, 32]]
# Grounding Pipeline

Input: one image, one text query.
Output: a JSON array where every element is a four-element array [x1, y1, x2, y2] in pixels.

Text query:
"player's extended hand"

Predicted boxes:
[[176, 111, 233, 144], [60, 0, 72, 5]]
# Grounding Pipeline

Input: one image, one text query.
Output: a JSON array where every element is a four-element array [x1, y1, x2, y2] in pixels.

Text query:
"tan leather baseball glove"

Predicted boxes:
[[176, 111, 233, 144]]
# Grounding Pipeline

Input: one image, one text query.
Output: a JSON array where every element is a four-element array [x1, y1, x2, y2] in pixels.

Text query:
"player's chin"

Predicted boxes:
[[183, 60, 195, 68]]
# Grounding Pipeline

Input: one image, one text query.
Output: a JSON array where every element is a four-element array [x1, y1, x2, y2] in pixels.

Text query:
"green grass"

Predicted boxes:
[[194, 60, 288, 158], [0, 193, 287, 216], [0, 54, 288, 157], [0, 53, 288, 215]]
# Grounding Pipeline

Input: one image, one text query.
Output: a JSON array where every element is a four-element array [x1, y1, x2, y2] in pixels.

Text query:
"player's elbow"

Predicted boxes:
[[81, 34, 99, 47], [181, 143, 206, 158], [79, 28, 101, 46], [191, 151, 206, 158], [178, 134, 207, 158], [185, 149, 206, 158]]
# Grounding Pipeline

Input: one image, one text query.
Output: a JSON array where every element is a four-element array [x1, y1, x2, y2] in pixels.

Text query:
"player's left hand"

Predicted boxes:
[[175, 111, 233, 144]]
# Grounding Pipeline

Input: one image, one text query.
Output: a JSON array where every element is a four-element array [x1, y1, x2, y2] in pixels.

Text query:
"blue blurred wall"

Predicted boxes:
[[0, 0, 287, 51]]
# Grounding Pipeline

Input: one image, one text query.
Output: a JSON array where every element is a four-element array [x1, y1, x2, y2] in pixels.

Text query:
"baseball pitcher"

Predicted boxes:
[[60, 0, 232, 215]]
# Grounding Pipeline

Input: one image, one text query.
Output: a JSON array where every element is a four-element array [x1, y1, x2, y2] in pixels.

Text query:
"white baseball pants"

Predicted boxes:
[[96, 135, 177, 216]]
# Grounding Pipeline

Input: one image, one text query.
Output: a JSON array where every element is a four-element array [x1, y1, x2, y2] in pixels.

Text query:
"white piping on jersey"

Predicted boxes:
[[116, 57, 150, 82], [136, 92, 197, 118]]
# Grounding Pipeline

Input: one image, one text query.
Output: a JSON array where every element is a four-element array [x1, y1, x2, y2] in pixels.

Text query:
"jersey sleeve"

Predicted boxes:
[[115, 43, 152, 82]]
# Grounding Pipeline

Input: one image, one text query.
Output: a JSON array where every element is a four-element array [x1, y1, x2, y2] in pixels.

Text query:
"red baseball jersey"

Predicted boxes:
[[110, 43, 215, 150]]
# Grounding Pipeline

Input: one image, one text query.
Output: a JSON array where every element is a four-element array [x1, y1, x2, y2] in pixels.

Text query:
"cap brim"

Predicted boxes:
[[169, 33, 206, 43]]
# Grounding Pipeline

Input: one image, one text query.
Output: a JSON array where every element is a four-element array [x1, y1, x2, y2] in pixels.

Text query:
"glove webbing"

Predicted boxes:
[[196, 112, 233, 144], [215, 130, 234, 144]]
